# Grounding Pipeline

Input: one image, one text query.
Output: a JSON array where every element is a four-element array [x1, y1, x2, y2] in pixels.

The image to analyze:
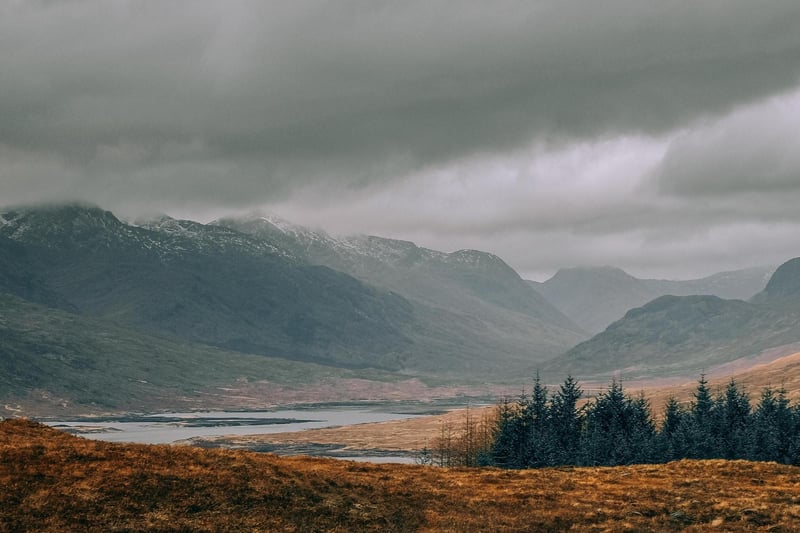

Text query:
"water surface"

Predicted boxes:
[[45, 406, 421, 445]]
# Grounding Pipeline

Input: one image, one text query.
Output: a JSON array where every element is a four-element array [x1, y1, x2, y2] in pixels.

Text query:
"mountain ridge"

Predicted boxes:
[[545, 257, 800, 379], [535, 264, 775, 333], [0, 203, 584, 384]]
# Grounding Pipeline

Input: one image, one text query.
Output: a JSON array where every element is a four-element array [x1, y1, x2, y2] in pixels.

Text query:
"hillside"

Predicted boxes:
[[216, 215, 586, 370], [0, 204, 587, 380], [536, 265, 774, 334], [0, 293, 418, 415], [546, 267, 800, 380], [752, 257, 800, 306], [0, 205, 418, 370], [4, 419, 800, 532]]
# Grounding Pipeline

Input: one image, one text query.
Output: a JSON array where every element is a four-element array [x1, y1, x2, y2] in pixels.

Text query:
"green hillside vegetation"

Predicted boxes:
[[0, 293, 390, 413], [0, 205, 418, 371]]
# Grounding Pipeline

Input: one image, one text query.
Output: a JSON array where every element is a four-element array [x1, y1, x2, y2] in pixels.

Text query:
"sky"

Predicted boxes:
[[2, 1, 800, 281]]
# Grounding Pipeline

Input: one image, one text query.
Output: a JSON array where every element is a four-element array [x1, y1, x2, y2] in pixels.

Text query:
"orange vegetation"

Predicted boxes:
[[641, 351, 800, 413], [4, 418, 800, 532], [197, 405, 489, 452]]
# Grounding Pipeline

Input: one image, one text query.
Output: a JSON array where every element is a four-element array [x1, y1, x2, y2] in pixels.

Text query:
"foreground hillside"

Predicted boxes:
[[3, 420, 800, 532]]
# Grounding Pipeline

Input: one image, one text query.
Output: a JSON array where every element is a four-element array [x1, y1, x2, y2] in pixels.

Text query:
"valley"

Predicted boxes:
[[5, 6, 800, 530], [2, 202, 800, 421], [180, 350, 800, 458]]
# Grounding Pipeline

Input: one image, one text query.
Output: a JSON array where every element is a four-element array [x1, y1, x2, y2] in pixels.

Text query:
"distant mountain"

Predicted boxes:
[[535, 265, 774, 334], [0, 204, 416, 370], [545, 258, 800, 379], [215, 215, 586, 371], [0, 203, 584, 382], [751, 257, 800, 306]]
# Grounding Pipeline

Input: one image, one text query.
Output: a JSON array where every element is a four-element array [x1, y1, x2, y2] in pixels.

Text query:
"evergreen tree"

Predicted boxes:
[[524, 373, 551, 467], [548, 375, 583, 465], [583, 382, 655, 466], [749, 386, 796, 463], [628, 393, 657, 464], [491, 398, 518, 468], [687, 374, 717, 458], [749, 387, 780, 462], [583, 380, 627, 465], [719, 379, 750, 459], [488, 373, 800, 470], [658, 396, 690, 461]]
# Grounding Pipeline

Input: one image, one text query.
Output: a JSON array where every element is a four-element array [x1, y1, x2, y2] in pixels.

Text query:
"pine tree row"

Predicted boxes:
[[489, 375, 800, 468]]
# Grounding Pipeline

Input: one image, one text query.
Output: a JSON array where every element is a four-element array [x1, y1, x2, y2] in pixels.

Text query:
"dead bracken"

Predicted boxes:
[[4, 419, 800, 531]]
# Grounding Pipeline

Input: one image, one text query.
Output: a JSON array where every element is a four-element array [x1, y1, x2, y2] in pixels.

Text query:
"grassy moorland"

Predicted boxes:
[[4, 419, 800, 531]]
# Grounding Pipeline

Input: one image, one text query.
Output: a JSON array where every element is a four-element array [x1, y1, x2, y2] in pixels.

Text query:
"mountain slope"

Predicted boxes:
[[752, 257, 800, 306], [0, 203, 584, 380], [0, 293, 382, 413], [216, 215, 577, 326], [0, 235, 73, 310], [546, 258, 800, 379], [536, 265, 774, 333], [214, 215, 586, 371], [0, 204, 417, 371]]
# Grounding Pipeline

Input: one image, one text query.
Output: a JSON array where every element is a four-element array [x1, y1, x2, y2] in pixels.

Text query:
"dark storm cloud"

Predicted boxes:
[[3, 1, 800, 280], [656, 91, 800, 199], [3, 0, 800, 210]]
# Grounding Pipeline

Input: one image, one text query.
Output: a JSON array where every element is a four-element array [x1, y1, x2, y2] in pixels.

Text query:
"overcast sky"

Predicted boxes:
[[2, 1, 800, 280]]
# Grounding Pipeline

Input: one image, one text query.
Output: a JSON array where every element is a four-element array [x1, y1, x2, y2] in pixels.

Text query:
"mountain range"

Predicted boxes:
[[0, 203, 584, 400], [214, 215, 584, 369], [547, 258, 800, 379], [532, 265, 775, 334], [2, 202, 798, 413]]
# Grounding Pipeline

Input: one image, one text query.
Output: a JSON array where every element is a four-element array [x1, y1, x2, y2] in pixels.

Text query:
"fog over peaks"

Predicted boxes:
[[2, 1, 800, 279]]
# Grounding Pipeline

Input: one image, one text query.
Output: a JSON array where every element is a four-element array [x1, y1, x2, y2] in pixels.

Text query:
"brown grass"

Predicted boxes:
[[641, 351, 800, 413], [202, 405, 483, 452], [4, 419, 800, 532]]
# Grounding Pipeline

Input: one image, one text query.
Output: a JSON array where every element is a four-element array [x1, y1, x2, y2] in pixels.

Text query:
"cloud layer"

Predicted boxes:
[[2, 1, 800, 278]]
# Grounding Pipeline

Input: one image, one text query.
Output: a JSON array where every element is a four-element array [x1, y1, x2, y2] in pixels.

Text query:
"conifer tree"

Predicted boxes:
[[658, 396, 690, 461], [491, 398, 520, 468], [628, 393, 657, 463], [487, 373, 800, 470], [719, 379, 750, 459], [688, 374, 717, 458], [749, 386, 796, 463], [548, 375, 583, 465], [583, 381, 655, 465], [525, 373, 550, 467]]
